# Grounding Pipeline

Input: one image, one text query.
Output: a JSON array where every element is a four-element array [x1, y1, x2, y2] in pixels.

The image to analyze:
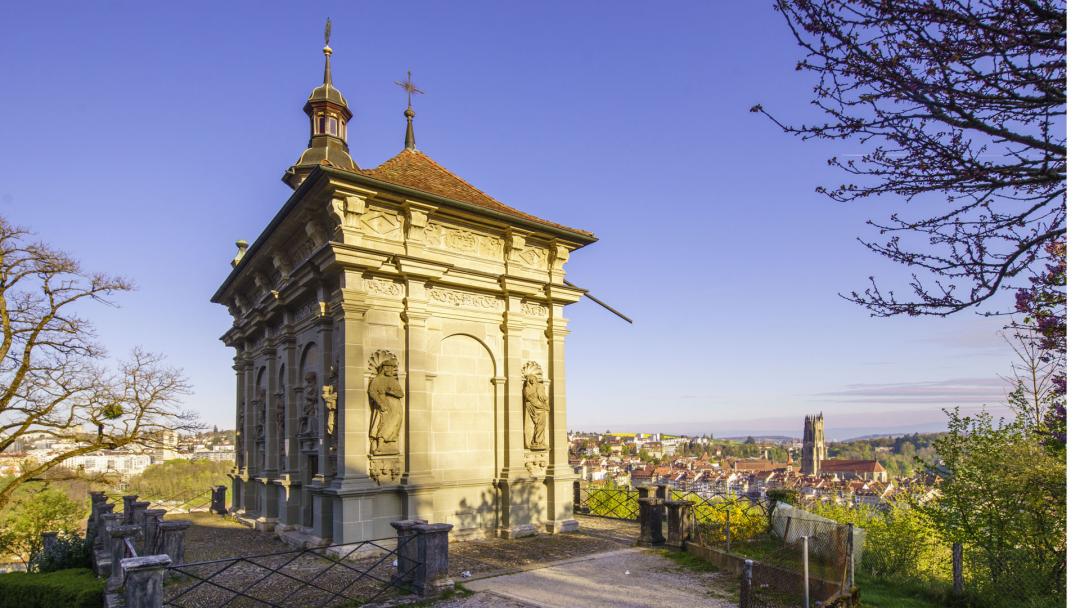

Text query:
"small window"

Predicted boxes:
[[317, 115, 326, 134], [327, 117, 338, 136]]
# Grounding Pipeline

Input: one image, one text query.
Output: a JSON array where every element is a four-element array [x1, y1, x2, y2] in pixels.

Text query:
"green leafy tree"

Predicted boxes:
[[921, 409, 1065, 605], [0, 485, 84, 565]]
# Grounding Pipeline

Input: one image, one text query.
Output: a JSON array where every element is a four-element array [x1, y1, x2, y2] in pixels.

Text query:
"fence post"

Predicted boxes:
[[109, 524, 141, 590], [664, 500, 692, 550], [802, 535, 810, 608], [952, 542, 964, 596], [131, 502, 150, 538], [121, 554, 171, 608], [572, 481, 581, 513], [739, 559, 752, 608], [153, 521, 192, 566], [96, 511, 122, 576], [87, 492, 107, 543], [95, 505, 117, 552], [724, 509, 732, 552], [847, 522, 855, 591], [655, 483, 668, 501], [411, 523, 454, 596], [390, 519, 427, 586], [637, 484, 656, 500]]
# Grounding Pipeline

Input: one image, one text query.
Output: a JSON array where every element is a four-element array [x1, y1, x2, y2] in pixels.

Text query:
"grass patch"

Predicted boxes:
[[656, 549, 718, 572], [391, 583, 473, 607], [859, 577, 949, 608]]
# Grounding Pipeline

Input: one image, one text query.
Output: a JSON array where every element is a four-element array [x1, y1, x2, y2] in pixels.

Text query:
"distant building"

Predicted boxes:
[[800, 413, 826, 475], [820, 459, 888, 482]]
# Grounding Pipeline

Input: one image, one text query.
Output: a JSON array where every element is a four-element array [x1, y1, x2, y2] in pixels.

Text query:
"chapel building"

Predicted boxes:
[[211, 31, 595, 547]]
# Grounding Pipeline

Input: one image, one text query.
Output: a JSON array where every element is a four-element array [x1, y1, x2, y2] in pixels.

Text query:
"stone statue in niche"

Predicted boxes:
[[253, 389, 267, 443], [323, 364, 338, 436], [522, 361, 549, 450], [300, 372, 318, 435], [367, 351, 403, 456]]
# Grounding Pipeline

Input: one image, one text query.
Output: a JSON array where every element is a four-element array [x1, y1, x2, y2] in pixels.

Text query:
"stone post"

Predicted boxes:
[[142, 510, 167, 554], [739, 559, 753, 608], [636, 497, 664, 547], [411, 523, 454, 596], [41, 531, 59, 554], [390, 519, 428, 586], [572, 481, 581, 512], [87, 492, 107, 542], [664, 500, 692, 550], [655, 484, 668, 501], [122, 495, 139, 524], [153, 520, 192, 565], [211, 485, 228, 515], [637, 485, 655, 501], [109, 524, 141, 590], [131, 502, 150, 537], [121, 554, 172, 608], [95, 505, 117, 552]]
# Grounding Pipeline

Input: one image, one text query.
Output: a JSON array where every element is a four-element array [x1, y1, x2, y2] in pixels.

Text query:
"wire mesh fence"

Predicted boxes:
[[692, 503, 855, 608], [164, 536, 414, 608], [575, 483, 640, 520]]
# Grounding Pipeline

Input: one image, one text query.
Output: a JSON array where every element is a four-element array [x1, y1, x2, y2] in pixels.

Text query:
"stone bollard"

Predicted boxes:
[[637, 497, 665, 547], [142, 510, 167, 554], [153, 520, 192, 566], [41, 531, 59, 554], [664, 500, 692, 550], [109, 524, 142, 590], [122, 495, 139, 524], [655, 484, 668, 501], [121, 554, 172, 608], [390, 519, 428, 586], [210, 485, 228, 515], [572, 481, 581, 513], [411, 523, 454, 596]]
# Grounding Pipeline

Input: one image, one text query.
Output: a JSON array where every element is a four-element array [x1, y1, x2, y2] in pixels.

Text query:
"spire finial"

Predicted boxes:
[[395, 70, 425, 150], [322, 18, 333, 85]]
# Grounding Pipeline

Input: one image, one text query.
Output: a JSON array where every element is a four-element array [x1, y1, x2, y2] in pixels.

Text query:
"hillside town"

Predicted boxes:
[[569, 414, 937, 509], [0, 430, 235, 479]]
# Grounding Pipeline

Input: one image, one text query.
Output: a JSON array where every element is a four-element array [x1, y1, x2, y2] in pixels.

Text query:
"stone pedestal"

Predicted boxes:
[[210, 485, 228, 515], [637, 497, 665, 547], [153, 521, 192, 566], [412, 523, 454, 596], [121, 554, 172, 608], [664, 500, 692, 549], [109, 524, 141, 590]]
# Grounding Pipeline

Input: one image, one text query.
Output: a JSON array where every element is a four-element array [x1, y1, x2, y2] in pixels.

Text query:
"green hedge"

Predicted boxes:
[[0, 568, 104, 608]]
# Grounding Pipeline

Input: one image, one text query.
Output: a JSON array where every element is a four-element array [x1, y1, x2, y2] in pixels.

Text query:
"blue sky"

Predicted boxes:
[[0, 2, 1018, 440]]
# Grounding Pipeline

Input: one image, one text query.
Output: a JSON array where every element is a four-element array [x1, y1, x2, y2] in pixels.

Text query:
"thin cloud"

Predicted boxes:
[[815, 377, 1010, 405]]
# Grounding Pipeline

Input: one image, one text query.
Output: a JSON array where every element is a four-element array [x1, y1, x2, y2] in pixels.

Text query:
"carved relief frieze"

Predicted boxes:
[[362, 278, 405, 297], [524, 451, 546, 479], [422, 221, 503, 260], [370, 456, 401, 485], [290, 238, 316, 269], [516, 246, 549, 270], [357, 209, 403, 240], [429, 287, 504, 311], [522, 302, 548, 318]]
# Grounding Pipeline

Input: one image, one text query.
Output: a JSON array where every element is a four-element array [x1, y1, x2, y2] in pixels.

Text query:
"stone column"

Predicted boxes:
[[664, 500, 693, 550], [121, 554, 172, 608], [97, 510, 120, 558], [401, 278, 432, 486], [130, 502, 150, 538], [109, 524, 141, 590], [87, 492, 107, 542], [543, 310, 577, 533], [264, 344, 280, 478], [141, 510, 167, 554], [335, 293, 373, 486], [636, 497, 664, 547], [153, 521, 192, 565], [411, 523, 454, 596], [390, 519, 428, 586]]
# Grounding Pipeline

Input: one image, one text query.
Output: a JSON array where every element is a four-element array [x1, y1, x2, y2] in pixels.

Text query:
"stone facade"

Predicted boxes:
[[212, 36, 595, 546]]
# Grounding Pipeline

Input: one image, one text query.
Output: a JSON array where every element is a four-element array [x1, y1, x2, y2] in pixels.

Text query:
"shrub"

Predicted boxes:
[[0, 568, 104, 608], [0, 486, 84, 564], [29, 534, 92, 573]]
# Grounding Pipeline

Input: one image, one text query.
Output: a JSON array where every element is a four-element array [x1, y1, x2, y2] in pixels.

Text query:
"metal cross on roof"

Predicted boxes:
[[395, 70, 425, 108]]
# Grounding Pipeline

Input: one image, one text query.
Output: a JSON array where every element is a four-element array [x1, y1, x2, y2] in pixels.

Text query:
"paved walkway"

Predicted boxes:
[[452, 548, 738, 608]]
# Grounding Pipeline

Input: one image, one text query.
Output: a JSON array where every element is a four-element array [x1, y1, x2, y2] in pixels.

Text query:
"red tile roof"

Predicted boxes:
[[820, 459, 886, 473], [356, 150, 594, 238]]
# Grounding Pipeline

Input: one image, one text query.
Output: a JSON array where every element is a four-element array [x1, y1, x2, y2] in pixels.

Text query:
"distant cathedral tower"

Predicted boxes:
[[800, 413, 825, 476]]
